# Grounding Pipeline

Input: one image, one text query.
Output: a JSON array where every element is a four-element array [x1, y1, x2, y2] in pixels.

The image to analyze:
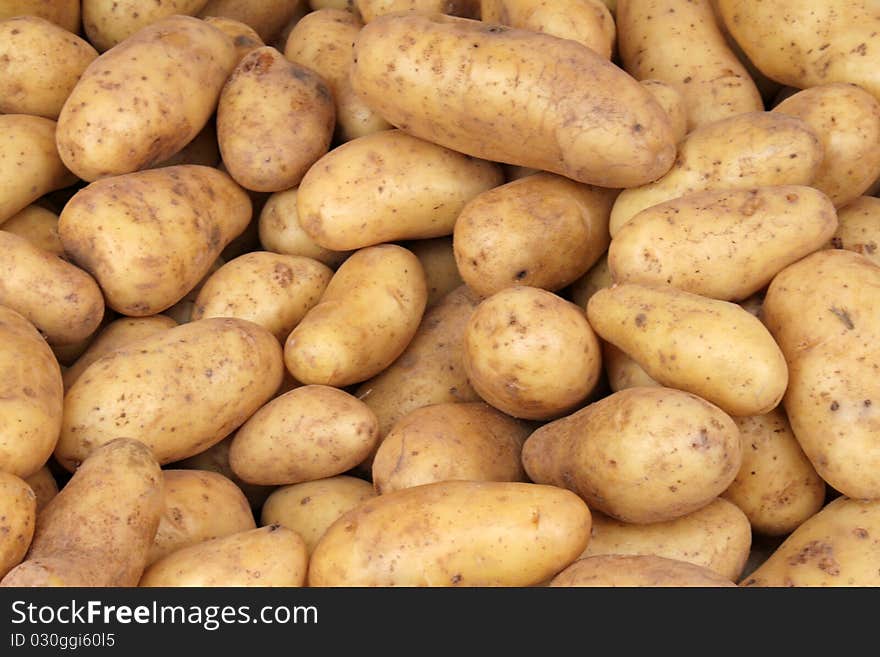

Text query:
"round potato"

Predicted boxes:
[[1, 205, 63, 257], [407, 237, 463, 308], [833, 196, 880, 266], [0, 473, 36, 580], [22, 467, 58, 512], [0, 1, 80, 33], [550, 555, 735, 587], [82, 0, 211, 52], [203, 16, 265, 62]]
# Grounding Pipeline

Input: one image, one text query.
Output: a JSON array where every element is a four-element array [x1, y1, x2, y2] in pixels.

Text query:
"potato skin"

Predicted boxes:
[[0, 1, 80, 32], [1, 205, 63, 256], [603, 341, 659, 392], [0, 473, 37, 580], [351, 14, 675, 188], [199, 0, 309, 42], [56, 15, 236, 181], [640, 79, 688, 143], [550, 555, 735, 587], [22, 467, 58, 512], [1, 439, 164, 587], [408, 237, 463, 308], [356, 0, 480, 21], [56, 318, 283, 470], [203, 16, 265, 63], [454, 173, 614, 298], [309, 480, 591, 586], [297, 130, 503, 251], [833, 196, 880, 266], [284, 245, 427, 387], [82, 0, 211, 52], [570, 255, 611, 309]]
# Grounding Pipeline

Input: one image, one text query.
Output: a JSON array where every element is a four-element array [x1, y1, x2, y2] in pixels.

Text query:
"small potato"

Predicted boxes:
[[1, 439, 164, 587], [356, 0, 480, 21], [463, 287, 601, 420], [582, 499, 751, 581], [297, 130, 503, 251], [230, 385, 379, 486], [454, 173, 614, 298], [0, 1, 80, 33], [1, 205, 63, 257], [192, 252, 332, 341], [550, 555, 735, 587], [569, 255, 611, 309], [0, 473, 36, 580], [372, 402, 530, 494], [587, 283, 788, 417], [140, 526, 308, 587], [640, 80, 688, 143], [200, 0, 310, 42], [407, 238, 463, 308], [82, 1, 211, 52], [603, 341, 659, 392], [261, 476, 376, 554], [203, 16, 265, 62], [833, 196, 880, 266], [722, 409, 826, 536], [218, 47, 335, 193], [22, 467, 58, 512], [284, 245, 427, 387], [309, 481, 591, 586]]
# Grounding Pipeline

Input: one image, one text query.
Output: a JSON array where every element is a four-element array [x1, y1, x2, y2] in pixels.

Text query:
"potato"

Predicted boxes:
[[140, 525, 308, 587], [587, 283, 788, 417], [722, 409, 826, 536], [309, 480, 591, 586], [1, 439, 163, 587], [309, 0, 354, 9], [297, 130, 503, 251], [0, 1, 80, 33], [609, 112, 823, 236], [582, 499, 751, 581], [0, 306, 63, 479], [262, 477, 375, 553], [82, 1, 211, 52], [356, 0, 479, 21], [218, 47, 334, 193], [351, 14, 676, 188], [191, 252, 332, 341], [163, 257, 225, 325], [258, 188, 351, 267], [0, 473, 36, 580], [833, 196, 880, 266], [284, 9, 392, 142], [640, 79, 688, 143], [523, 387, 741, 523], [569, 255, 611, 309], [407, 238, 463, 308], [608, 186, 839, 301], [22, 467, 58, 513], [481, 0, 616, 60], [284, 245, 427, 386], [550, 555, 735, 587], [0, 115, 77, 225], [199, 0, 309, 43], [454, 173, 614, 298], [1, 205, 63, 257], [149, 122, 221, 170], [56, 16, 236, 181], [741, 498, 880, 587], [59, 165, 251, 317], [603, 341, 659, 392], [203, 16, 265, 62], [149, 470, 255, 565], [56, 318, 283, 470], [763, 249, 880, 500]]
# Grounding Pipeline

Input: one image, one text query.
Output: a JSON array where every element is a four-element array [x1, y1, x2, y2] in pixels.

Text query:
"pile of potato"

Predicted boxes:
[[1, 0, 879, 588]]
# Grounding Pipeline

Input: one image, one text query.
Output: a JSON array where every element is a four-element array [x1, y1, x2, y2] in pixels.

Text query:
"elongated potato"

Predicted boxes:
[[1, 206, 63, 256], [551, 555, 735, 587], [356, 0, 479, 21], [56, 318, 283, 470], [199, 0, 309, 42], [603, 341, 659, 392], [407, 238, 463, 308], [1, 439, 163, 587], [570, 255, 612, 309], [640, 79, 688, 143], [0, 473, 36, 580], [587, 283, 788, 417], [833, 196, 880, 266], [351, 14, 676, 188], [309, 480, 591, 586], [284, 245, 427, 387], [83, 1, 211, 52], [203, 16, 264, 62], [22, 467, 57, 512], [297, 130, 503, 251]]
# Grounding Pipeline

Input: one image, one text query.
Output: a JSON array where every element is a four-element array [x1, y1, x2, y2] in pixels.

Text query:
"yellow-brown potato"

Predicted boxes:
[[523, 387, 741, 523], [262, 477, 375, 554], [372, 402, 529, 494], [230, 385, 379, 485], [722, 409, 826, 536], [454, 173, 614, 297], [149, 122, 221, 170], [741, 497, 880, 587], [163, 257, 225, 325], [140, 525, 308, 587], [200, 0, 308, 42], [0, 115, 77, 225], [833, 196, 880, 266], [550, 555, 736, 587], [192, 252, 332, 341], [0, 1, 80, 33], [1, 439, 163, 587], [603, 341, 659, 392], [22, 467, 58, 512], [284, 245, 427, 386], [56, 16, 236, 181], [59, 165, 252, 317], [608, 186, 839, 301], [56, 318, 283, 470], [203, 16, 265, 62], [569, 255, 611, 309], [0, 306, 63, 479], [309, 480, 591, 586], [82, 1, 211, 52], [609, 112, 823, 235], [0, 17, 97, 119], [407, 237, 463, 308], [582, 499, 751, 581], [1, 205, 63, 257], [464, 287, 601, 420], [298, 130, 503, 251], [0, 473, 36, 580], [587, 283, 788, 417], [218, 47, 335, 193], [309, 0, 355, 8], [149, 470, 255, 565], [351, 14, 676, 188], [356, 0, 479, 21], [640, 79, 688, 143]]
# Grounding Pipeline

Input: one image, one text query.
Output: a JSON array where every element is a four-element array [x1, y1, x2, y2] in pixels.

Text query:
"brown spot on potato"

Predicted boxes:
[[635, 313, 647, 328], [830, 307, 854, 330]]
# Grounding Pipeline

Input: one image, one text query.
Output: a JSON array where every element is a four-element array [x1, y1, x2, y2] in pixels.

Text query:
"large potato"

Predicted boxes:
[[1, 439, 164, 587], [1, 205, 63, 257], [82, 1, 211, 52], [453, 173, 614, 298], [408, 238, 463, 308], [309, 480, 591, 586], [59, 165, 251, 316], [0, 473, 36, 580], [56, 16, 236, 181], [199, 0, 309, 42], [356, 0, 479, 21], [550, 555, 735, 587], [523, 387, 742, 523], [833, 196, 880, 266], [587, 283, 788, 417], [56, 318, 283, 469], [297, 130, 503, 251], [351, 14, 676, 188], [0, 1, 80, 32], [284, 245, 427, 387]]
